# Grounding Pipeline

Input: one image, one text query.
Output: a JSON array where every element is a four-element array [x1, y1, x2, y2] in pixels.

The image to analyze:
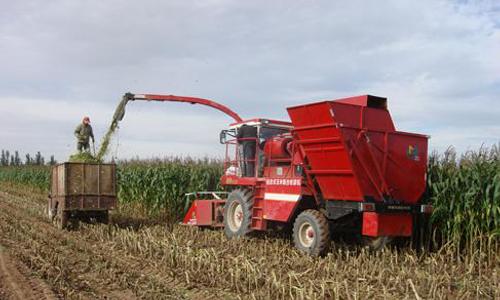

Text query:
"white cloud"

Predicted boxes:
[[0, 0, 499, 161], [0, 96, 229, 160]]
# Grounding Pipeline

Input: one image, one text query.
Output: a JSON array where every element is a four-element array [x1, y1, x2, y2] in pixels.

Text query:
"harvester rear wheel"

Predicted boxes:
[[293, 210, 330, 256], [223, 188, 253, 238]]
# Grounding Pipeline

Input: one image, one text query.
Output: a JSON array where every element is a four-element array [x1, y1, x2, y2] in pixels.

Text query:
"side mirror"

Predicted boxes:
[[220, 130, 227, 144]]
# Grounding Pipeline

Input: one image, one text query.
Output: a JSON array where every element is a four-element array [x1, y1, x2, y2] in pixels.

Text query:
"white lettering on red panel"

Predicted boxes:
[[265, 178, 301, 186], [264, 193, 301, 202]]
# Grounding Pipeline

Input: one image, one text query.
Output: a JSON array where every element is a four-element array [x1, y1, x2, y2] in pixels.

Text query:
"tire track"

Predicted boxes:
[[0, 187, 236, 299], [0, 245, 58, 300]]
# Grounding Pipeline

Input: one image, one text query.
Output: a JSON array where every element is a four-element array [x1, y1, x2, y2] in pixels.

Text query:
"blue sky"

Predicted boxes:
[[0, 0, 499, 161]]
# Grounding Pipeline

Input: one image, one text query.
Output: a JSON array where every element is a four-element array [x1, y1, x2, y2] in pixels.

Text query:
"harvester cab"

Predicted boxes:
[[124, 92, 433, 256], [220, 119, 293, 178]]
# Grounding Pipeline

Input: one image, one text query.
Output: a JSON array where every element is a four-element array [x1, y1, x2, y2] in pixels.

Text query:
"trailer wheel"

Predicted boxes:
[[223, 188, 253, 238], [59, 211, 70, 230], [361, 236, 392, 251], [47, 203, 56, 221], [293, 210, 330, 256], [98, 210, 110, 224]]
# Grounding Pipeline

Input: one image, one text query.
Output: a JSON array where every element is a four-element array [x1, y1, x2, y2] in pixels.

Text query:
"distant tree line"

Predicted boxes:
[[0, 149, 57, 166]]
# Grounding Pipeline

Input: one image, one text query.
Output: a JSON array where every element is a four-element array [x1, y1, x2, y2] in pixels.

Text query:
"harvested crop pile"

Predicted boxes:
[[68, 152, 102, 163], [66, 95, 129, 163]]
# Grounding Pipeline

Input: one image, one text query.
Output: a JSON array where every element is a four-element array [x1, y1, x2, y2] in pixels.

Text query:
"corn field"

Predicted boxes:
[[0, 149, 498, 248], [0, 150, 498, 298], [0, 180, 496, 299], [117, 157, 223, 220], [0, 165, 50, 191], [427, 146, 500, 250]]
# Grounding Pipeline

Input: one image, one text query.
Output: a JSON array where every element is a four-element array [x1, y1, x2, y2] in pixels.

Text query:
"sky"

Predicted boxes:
[[0, 0, 499, 161]]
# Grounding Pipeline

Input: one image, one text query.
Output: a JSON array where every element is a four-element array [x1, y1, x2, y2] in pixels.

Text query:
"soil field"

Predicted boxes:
[[0, 181, 498, 299]]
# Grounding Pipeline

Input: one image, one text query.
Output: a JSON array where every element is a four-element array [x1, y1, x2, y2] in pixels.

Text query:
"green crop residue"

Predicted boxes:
[[68, 96, 130, 163], [68, 152, 102, 163]]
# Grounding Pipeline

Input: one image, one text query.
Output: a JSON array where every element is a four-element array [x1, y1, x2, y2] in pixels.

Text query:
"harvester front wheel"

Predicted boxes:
[[223, 188, 253, 238], [293, 210, 330, 256]]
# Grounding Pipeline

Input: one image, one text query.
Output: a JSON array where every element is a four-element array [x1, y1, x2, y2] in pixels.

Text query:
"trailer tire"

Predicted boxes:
[[47, 203, 56, 221], [293, 210, 330, 256], [59, 211, 70, 230], [223, 188, 253, 239], [98, 210, 110, 224]]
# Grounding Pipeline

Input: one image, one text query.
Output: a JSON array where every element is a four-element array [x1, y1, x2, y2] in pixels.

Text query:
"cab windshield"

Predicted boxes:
[[259, 126, 289, 140]]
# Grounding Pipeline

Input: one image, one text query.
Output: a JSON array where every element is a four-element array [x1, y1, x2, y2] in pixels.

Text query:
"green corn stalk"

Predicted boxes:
[[427, 145, 500, 250], [0, 146, 498, 251], [116, 157, 223, 220]]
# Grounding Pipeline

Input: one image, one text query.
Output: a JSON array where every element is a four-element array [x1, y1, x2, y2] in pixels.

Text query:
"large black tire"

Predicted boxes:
[[293, 210, 330, 256], [223, 188, 253, 238]]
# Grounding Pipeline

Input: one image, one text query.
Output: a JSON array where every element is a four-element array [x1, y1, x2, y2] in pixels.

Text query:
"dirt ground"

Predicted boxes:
[[0, 182, 498, 299], [0, 184, 236, 299], [0, 246, 58, 300]]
